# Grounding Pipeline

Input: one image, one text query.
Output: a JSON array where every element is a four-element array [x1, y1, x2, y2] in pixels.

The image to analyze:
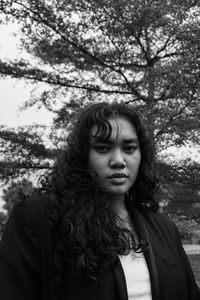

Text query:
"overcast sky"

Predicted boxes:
[[0, 22, 54, 127], [0, 78, 54, 127]]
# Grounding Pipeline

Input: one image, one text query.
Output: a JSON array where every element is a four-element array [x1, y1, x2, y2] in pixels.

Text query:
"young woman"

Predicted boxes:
[[0, 102, 199, 300]]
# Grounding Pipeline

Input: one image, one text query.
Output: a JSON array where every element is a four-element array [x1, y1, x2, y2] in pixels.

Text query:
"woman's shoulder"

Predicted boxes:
[[12, 192, 59, 232], [138, 205, 177, 232], [135, 205, 181, 248], [24, 192, 57, 211]]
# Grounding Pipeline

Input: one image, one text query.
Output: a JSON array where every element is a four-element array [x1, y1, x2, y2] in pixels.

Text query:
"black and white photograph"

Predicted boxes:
[[0, 1, 199, 299]]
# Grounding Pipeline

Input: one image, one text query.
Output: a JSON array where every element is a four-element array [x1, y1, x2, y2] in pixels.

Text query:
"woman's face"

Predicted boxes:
[[88, 116, 141, 199]]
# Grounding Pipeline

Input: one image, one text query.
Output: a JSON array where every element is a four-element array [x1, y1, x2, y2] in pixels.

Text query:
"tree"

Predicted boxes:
[[0, 1, 199, 137], [0, 124, 57, 180], [0, 1, 199, 195], [0, 178, 35, 235], [0, 212, 7, 237], [2, 178, 35, 214]]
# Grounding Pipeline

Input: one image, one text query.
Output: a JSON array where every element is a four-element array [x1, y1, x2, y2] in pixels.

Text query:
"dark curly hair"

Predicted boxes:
[[42, 102, 159, 281]]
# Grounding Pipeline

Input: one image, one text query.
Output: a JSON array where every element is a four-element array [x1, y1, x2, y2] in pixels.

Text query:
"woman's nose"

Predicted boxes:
[[109, 150, 126, 168]]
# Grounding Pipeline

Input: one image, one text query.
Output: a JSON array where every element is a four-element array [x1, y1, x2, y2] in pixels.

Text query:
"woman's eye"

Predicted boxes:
[[124, 146, 137, 153], [94, 145, 110, 153]]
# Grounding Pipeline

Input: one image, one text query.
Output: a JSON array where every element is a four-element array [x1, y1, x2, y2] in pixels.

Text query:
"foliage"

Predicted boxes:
[[0, 1, 199, 142], [2, 178, 35, 214], [0, 212, 7, 237], [0, 124, 57, 180], [0, 178, 36, 235], [167, 208, 200, 243]]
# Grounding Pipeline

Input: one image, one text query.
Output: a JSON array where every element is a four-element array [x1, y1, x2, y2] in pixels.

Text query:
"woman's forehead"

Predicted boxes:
[[90, 116, 138, 140]]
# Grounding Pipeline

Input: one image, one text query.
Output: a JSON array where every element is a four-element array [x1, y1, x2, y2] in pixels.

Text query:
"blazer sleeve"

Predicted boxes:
[[0, 202, 42, 300]]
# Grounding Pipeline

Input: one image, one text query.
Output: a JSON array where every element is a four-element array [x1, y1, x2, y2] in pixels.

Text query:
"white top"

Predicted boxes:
[[119, 251, 152, 300]]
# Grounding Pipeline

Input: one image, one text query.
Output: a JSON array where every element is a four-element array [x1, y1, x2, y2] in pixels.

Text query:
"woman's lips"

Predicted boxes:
[[108, 173, 128, 179], [107, 173, 128, 184]]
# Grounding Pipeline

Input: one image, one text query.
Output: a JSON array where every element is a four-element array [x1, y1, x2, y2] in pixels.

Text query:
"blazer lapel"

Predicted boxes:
[[127, 202, 160, 300], [112, 259, 129, 300]]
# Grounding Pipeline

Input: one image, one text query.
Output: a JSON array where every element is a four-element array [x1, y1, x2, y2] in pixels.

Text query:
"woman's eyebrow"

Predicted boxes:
[[90, 137, 139, 144], [90, 137, 112, 144], [124, 138, 139, 144]]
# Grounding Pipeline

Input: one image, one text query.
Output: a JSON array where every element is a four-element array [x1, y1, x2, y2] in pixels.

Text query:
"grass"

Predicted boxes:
[[188, 255, 200, 287]]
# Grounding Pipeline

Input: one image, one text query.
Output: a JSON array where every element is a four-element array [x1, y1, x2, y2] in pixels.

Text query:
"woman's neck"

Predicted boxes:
[[110, 195, 126, 214], [110, 195, 133, 228]]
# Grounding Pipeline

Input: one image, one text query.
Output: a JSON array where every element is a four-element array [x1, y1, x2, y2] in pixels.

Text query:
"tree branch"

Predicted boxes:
[[0, 60, 139, 95], [11, 0, 145, 99], [155, 76, 199, 138]]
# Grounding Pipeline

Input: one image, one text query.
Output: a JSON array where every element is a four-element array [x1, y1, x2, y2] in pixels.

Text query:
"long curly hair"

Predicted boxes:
[[42, 102, 159, 281]]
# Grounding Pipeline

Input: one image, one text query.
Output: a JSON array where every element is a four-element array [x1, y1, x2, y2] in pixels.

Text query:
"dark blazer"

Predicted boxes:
[[0, 195, 199, 300]]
